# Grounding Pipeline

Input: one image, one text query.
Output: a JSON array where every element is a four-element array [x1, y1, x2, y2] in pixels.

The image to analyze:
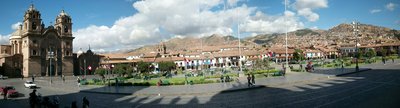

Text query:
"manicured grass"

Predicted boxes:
[[84, 76, 218, 86]]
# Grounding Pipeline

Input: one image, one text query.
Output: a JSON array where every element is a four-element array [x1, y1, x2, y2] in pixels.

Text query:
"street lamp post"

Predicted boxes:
[[48, 48, 54, 84], [284, 0, 290, 73], [352, 21, 360, 72]]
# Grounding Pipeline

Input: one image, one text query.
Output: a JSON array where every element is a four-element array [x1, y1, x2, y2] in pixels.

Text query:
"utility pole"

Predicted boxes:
[[352, 21, 360, 72]]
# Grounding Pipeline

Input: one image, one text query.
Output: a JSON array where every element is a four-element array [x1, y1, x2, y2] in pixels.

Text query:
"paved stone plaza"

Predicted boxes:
[[1, 60, 399, 108]]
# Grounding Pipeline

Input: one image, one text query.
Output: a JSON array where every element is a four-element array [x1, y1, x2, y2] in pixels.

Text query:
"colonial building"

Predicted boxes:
[[75, 48, 102, 75], [0, 4, 74, 77]]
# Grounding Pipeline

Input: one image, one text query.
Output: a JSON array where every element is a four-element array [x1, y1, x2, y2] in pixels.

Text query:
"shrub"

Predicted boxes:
[[132, 82, 150, 86], [291, 69, 302, 72], [110, 82, 133, 86], [345, 62, 351, 66]]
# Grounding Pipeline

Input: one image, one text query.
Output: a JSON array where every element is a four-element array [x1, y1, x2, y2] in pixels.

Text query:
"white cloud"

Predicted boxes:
[[73, 0, 307, 52], [11, 22, 22, 30], [240, 11, 304, 34], [370, 9, 381, 14], [293, 0, 328, 22], [386, 3, 397, 11], [226, 0, 243, 7], [0, 34, 10, 45], [74, 0, 257, 51], [310, 26, 318, 30]]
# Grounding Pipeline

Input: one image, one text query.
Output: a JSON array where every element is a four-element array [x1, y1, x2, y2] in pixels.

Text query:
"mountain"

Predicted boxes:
[[118, 23, 399, 55], [125, 34, 253, 54], [245, 23, 400, 47]]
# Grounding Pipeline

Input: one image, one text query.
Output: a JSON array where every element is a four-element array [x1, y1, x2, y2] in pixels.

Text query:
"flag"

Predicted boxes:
[[88, 65, 92, 71]]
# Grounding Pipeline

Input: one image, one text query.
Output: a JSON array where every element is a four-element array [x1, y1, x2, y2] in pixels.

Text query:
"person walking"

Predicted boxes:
[[29, 90, 38, 108], [77, 78, 81, 87], [62, 75, 65, 82], [251, 74, 255, 86], [300, 64, 303, 72], [392, 57, 394, 63], [71, 101, 77, 108], [32, 75, 35, 82], [247, 74, 252, 87], [82, 96, 90, 108], [3, 87, 8, 100], [382, 57, 386, 65], [220, 75, 224, 83]]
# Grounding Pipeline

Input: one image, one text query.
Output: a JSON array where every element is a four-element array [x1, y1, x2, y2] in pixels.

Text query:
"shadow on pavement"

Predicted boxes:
[[1, 68, 399, 108]]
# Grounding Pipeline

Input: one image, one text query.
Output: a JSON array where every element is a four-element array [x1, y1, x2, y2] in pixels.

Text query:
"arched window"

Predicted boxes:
[[66, 51, 70, 56], [32, 50, 37, 56], [32, 22, 37, 30], [57, 26, 61, 32], [64, 25, 68, 33]]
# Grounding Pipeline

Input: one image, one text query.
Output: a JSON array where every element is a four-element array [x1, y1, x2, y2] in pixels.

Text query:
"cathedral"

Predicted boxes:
[[0, 4, 74, 77]]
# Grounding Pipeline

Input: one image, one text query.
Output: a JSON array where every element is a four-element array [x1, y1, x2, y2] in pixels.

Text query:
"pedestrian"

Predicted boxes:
[[299, 64, 303, 71], [157, 79, 162, 86], [251, 74, 255, 85], [62, 75, 65, 82], [52, 96, 60, 108], [382, 57, 386, 64], [225, 75, 230, 82], [220, 75, 224, 83], [42, 97, 51, 108], [115, 78, 119, 86], [247, 74, 252, 87], [82, 96, 90, 108], [77, 78, 81, 87], [71, 101, 77, 108], [32, 75, 35, 82], [3, 87, 8, 100], [392, 57, 394, 63], [29, 90, 38, 108]]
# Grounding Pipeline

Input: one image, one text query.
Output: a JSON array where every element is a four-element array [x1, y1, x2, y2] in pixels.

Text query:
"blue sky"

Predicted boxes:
[[0, 0, 399, 52]]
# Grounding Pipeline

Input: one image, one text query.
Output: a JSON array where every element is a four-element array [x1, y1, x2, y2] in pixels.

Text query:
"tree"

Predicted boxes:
[[366, 49, 376, 58], [381, 48, 388, 57], [253, 58, 270, 70], [158, 61, 176, 73], [95, 68, 107, 76], [114, 64, 128, 76], [293, 49, 304, 62], [137, 61, 152, 74]]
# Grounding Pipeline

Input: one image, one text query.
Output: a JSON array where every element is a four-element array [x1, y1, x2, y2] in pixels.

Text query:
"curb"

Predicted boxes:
[[335, 68, 372, 76], [80, 90, 132, 95], [80, 85, 267, 96], [79, 69, 372, 96]]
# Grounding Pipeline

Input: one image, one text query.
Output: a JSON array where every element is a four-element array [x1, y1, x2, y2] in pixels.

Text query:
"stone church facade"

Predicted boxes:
[[0, 4, 74, 77]]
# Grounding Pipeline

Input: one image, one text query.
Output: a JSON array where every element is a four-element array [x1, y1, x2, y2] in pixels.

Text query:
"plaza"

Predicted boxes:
[[1, 60, 399, 108]]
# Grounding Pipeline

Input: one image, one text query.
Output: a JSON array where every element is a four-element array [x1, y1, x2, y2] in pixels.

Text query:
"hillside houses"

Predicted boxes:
[[96, 38, 400, 73]]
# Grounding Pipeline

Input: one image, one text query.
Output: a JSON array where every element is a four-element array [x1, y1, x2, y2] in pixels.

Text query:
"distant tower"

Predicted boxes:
[[54, 10, 72, 37], [157, 42, 167, 54], [55, 10, 73, 58], [22, 4, 42, 34]]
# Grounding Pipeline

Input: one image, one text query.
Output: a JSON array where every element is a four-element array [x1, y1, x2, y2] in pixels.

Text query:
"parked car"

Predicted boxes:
[[24, 81, 37, 88], [0, 86, 19, 98], [0, 75, 8, 79]]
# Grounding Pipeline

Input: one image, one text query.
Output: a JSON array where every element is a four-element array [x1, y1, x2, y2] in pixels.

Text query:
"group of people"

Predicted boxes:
[[220, 75, 231, 83], [29, 89, 59, 108], [29, 89, 90, 108], [382, 57, 395, 64], [247, 74, 255, 87]]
